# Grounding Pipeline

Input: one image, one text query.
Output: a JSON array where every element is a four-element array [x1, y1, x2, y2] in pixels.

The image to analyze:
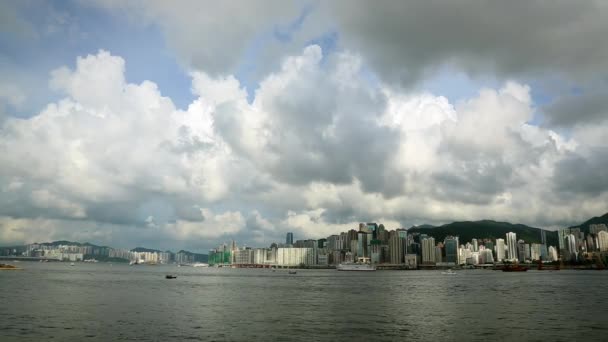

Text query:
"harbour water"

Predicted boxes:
[[1, 263, 607, 341]]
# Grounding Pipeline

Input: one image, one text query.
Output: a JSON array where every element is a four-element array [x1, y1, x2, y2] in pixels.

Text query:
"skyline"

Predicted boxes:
[[1, 1, 608, 252]]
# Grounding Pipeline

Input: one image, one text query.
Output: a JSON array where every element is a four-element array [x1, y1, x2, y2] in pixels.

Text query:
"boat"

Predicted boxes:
[[0, 263, 22, 270], [288, 270, 297, 274], [337, 257, 376, 271], [441, 269, 457, 275], [165, 275, 177, 279], [192, 263, 209, 267], [70, 262, 75, 266], [502, 264, 528, 272]]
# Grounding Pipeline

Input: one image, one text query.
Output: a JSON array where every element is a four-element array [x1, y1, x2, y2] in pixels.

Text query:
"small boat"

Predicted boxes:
[[288, 270, 297, 274], [165, 275, 177, 279], [0, 263, 22, 270], [70, 262, 75, 266], [442, 269, 457, 275]]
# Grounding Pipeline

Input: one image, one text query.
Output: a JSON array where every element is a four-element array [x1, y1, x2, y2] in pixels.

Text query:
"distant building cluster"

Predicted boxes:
[[207, 222, 598, 268], [0, 243, 205, 265], [2, 222, 607, 268]]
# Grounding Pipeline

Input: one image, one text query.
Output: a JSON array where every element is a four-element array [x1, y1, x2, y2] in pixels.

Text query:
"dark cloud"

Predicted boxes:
[[328, 1, 608, 84], [544, 87, 608, 127], [553, 148, 608, 196]]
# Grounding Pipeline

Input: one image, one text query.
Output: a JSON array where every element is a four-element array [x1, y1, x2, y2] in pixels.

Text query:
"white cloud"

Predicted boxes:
[[1, 46, 607, 250]]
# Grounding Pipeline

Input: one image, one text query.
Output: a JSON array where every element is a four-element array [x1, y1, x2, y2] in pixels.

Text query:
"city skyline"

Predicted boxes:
[[2, 2, 608, 252], [7, 221, 607, 269]]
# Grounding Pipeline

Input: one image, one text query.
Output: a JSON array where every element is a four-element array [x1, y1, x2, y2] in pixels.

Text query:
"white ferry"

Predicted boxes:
[[337, 257, 376, 271]]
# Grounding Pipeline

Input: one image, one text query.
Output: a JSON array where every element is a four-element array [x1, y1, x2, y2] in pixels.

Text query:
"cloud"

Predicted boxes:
[[544, 87, 608, 127], [1, 46, 607, 250]]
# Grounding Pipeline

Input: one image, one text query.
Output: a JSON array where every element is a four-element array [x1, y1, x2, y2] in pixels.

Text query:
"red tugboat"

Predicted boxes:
[[502, 263, 528, 272]]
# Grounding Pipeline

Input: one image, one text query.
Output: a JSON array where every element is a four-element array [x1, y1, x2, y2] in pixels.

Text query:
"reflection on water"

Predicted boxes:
[[1, 263, 607, 341]]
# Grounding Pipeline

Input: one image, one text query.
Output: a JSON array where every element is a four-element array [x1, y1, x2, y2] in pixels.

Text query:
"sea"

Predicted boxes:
[[1, 262, 607, 341]]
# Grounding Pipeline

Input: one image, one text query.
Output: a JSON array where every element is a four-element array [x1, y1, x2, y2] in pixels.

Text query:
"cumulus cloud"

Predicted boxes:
[[1, 45, 607, 250]]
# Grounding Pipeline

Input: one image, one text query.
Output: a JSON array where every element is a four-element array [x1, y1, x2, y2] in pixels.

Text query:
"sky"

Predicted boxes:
[[1, 1, 608, 252]]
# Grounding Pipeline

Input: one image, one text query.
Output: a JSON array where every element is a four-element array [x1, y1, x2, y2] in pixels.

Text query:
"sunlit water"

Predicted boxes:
[[1, 263, 607, 341]]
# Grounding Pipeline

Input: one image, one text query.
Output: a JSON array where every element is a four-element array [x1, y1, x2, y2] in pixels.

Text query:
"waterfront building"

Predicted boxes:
[[495, 239, 506, 262], [388, 231, 406, 264], [233, 248, 254, 264], [517, 240, 526, 262], [566, 234, 578, 261], [444, 236, 459, 264], [541, 229, 547, 245], [548, 246, 558, 261], [276, 247, 316, 266], [460, 246, 472, 264], [404, 254, 418, 269], [506, 232, 518, 262], [540, 244, 548, 260], [531, 243, 541, 261], [467, 252, 479, 265], [484, 240, 494, 254], [421, 237, 436, 264], [370, 242, 382, 264], [357, 232, 370, 258], [253, 248, 268, 265], [597, 231, 608, 252], [317, 253, 329, 266], [558, 228, 569, 251], [435, 245, 443, 263], [480, 249, 494, 264], [471, 239, 478, 252]]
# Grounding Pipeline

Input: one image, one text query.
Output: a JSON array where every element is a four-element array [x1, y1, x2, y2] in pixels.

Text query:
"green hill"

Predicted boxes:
[[408, 220, 558, 246], [568, 213, 608, 233]]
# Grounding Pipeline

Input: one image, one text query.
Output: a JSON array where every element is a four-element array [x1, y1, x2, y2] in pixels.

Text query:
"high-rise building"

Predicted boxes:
[[480, 249, 494, 264], [517, 240, 526, 262], [444, 236, 459, 264], [597, 231, 608, 252], [566, 234, 578, 261], [471, 239, 479, 252], [421, 237, 436, 264], [435, 245, 443, 263], [531, 243, 541, 261], [388, 230, 406, 264], [286, 232, 294, 245], [496, 238, 505, 262], [506, 232, 518, 262], [541, 229, 547, 245], [548, 246, 558, 261]]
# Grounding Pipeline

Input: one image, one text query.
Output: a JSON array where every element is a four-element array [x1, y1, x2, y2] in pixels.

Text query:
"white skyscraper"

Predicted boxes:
[[548, 246, 558, 261], [506, 232, 518, 262], [598, 231, 608, 252], [496, 238, 506, 262]]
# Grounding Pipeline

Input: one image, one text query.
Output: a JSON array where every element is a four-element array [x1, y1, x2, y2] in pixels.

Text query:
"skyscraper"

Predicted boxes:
[[541, 229, 547, 245], [598, 231, 608, 252], [388, 230, 406, 264], [286, 232, 294, 245], [444, 236, 459, 264], [421, 237, 436, 264], [495, 239, 505, 261], [506, 232, 518, 262]]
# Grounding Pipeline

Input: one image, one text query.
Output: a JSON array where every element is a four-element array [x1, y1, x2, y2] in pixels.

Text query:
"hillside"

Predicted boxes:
[[408, 220, 558, 246], [568, 213, 608, 233]]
